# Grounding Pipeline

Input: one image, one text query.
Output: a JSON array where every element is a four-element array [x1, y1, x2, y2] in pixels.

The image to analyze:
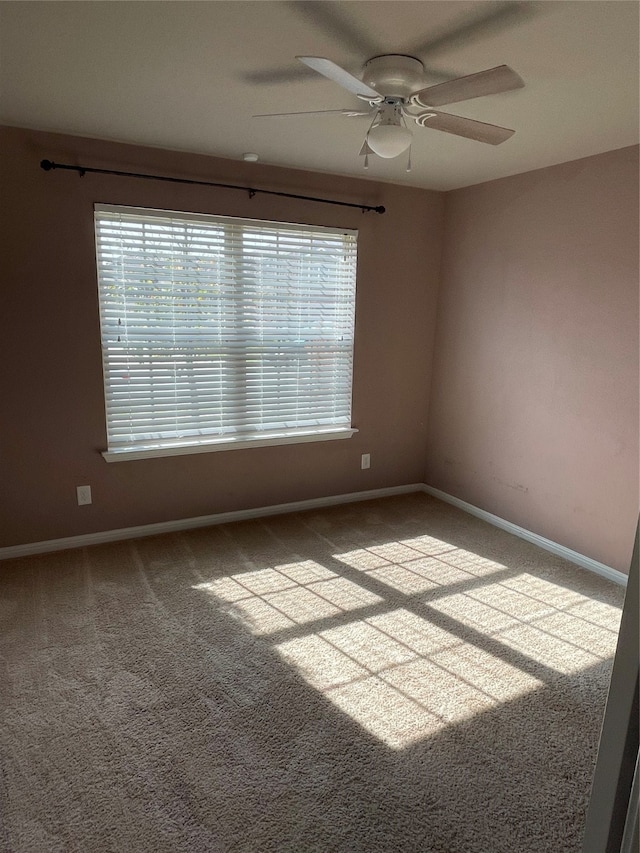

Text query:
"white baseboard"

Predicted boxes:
[[422, 484, 628, 587], [0, 484, 424, 560], [0, 482, 628, 587]]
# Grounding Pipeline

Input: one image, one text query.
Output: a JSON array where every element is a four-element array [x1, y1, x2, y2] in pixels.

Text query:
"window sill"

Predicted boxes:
[[102, 428, 358, 462]]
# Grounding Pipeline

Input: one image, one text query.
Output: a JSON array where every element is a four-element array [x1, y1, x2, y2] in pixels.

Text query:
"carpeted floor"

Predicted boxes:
[[0, 493, 625, 853]]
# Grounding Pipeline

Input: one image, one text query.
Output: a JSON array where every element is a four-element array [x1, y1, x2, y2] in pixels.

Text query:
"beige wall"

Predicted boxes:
[[0, 126, 443, 547], [1, 127, 637, 573], [426, 146, 639, 573]]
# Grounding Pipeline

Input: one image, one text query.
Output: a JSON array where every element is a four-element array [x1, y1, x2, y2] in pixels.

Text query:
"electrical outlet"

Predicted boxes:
[[361, 453, 371, 470], [76, 485, 92, 506]]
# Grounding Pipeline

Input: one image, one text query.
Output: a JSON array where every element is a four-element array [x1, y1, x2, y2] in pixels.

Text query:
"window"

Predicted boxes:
[[94, 204, 358, 460]]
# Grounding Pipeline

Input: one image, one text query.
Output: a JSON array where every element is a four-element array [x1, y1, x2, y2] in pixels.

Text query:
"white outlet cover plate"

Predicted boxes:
[[77, 485, 92, 505]]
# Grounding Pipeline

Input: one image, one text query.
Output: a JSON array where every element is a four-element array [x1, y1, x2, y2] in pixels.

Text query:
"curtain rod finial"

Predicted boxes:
[[40, 159, 55, 171]]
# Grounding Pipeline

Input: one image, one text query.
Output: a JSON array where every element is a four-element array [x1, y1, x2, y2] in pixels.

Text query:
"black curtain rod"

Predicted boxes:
[[40, 160, 385, 214]]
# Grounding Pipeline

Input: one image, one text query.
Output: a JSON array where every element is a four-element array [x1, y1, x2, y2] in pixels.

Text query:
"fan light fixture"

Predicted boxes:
[[366, 103, 412, 159], [367, 123, 412, 158]]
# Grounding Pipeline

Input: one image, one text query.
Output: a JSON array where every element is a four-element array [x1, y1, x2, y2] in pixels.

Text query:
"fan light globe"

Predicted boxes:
[[366, 124, 412, 159]]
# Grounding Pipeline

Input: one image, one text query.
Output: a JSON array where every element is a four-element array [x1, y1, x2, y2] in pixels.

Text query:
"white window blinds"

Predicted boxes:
[[94, 204, 358, 456]]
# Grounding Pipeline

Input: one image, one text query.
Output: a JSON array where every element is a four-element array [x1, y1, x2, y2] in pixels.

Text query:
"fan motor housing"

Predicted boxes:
[[362, 55, 425, 99]]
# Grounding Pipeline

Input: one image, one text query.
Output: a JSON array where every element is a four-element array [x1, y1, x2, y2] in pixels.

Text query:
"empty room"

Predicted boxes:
[[0, 2, 638, 852]]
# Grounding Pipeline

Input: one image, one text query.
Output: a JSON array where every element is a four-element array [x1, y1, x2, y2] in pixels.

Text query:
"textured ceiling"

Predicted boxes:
[[0, 1, 638, 190]]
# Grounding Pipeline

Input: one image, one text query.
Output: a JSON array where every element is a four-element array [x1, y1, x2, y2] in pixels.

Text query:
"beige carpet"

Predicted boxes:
[[0, 493, 625, 852]]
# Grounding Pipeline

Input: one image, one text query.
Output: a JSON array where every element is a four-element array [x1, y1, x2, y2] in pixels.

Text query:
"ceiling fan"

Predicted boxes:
[[254, 54, 524, 168]]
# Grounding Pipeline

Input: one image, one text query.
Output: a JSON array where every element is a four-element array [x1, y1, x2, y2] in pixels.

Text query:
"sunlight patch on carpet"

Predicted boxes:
[[195, 561, 382, 635], [335, 544, 508, 587], [275, 608, 543, 748], [194, 539, 621, 749], [429, 575, 621, 674]]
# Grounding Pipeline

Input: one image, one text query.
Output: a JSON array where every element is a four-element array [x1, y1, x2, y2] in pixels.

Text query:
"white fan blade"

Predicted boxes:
[[297, 56, 381, 98], [253, 109, 370, 117], [415, 110, 515, 144], [411, 65, 524, 107]]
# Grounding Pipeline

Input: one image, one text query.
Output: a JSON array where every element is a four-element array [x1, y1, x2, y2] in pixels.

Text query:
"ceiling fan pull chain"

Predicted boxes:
[[364, 152, 369, 170], [406, 146, 412, 173]]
